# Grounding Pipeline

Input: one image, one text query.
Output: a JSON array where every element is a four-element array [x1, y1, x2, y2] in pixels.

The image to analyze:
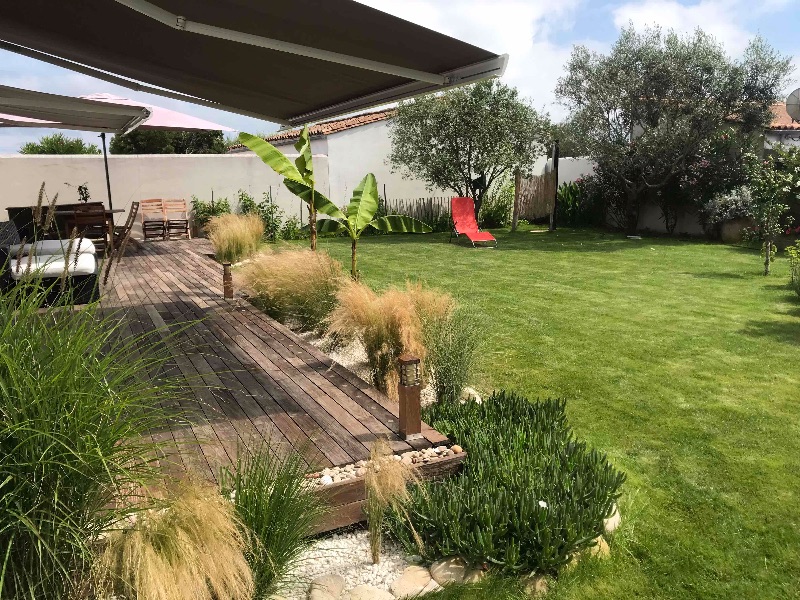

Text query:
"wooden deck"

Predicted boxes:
[[101, 240, 450, 486]]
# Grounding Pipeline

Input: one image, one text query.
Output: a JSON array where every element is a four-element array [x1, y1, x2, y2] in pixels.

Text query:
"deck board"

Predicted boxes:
[[101, 239, 448, 481]]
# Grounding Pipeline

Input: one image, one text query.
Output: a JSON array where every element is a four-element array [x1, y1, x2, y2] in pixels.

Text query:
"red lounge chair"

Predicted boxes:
[[449, 197, 497, 247]]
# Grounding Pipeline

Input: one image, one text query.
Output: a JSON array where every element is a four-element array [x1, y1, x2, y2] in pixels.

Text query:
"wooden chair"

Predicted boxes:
[[65, 207, 110, 255], [163, 199, 190, 239], [114, 201, 139, 250], [140, 199, 165, 240]]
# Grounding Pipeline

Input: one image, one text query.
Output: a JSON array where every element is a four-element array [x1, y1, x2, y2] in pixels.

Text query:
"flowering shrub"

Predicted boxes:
[[701, 186, 755, 225]]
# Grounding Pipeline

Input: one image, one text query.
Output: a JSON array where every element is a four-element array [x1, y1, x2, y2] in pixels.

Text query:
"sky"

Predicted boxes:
[[1, 0, 798, 153]]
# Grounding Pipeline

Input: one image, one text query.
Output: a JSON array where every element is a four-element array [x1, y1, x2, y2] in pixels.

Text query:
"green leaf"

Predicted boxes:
[[368, 215, 433, 233], [348, 173, 380, 234], [239, 132, 303, 183], [293, 125, 314, 186], [283, 180, 346, 220], [316, 218, 348, 234]]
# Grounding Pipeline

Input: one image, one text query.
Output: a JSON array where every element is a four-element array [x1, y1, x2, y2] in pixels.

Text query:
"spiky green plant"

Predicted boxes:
[[388, 391, 625, 576], [219, 446, 327, 599], [0, 281, 181, 599]]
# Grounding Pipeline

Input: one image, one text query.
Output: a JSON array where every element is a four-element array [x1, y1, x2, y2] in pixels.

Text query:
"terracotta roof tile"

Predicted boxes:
[[228, 109, 395, 151], [768, 102, 800, 131]]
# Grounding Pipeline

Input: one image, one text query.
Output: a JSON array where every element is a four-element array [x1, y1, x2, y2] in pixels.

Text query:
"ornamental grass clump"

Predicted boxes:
[[94, 482, 253, 600], [237, 248, 345, 332], [423, 307, 482, 403], [220, 446, 327, 599], [365, 439, 422, 564], [389, 391, 626, 576], [207, 212, 265, 263], [0, 283, 181, 599], [328, 280, 453, 394]]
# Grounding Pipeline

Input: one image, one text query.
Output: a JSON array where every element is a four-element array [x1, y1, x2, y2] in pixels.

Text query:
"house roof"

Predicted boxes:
[[768, 103, 800, 131], [228, 109, 395, 151]]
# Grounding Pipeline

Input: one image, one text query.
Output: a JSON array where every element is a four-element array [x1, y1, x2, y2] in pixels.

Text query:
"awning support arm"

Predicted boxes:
[[0, 40, 293, 126], [113, 0, 448, 85]]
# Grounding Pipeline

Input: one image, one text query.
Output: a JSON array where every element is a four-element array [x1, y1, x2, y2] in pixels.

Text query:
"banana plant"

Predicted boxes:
[[239, 127, 326, 250], [315, 173, 431, 279]]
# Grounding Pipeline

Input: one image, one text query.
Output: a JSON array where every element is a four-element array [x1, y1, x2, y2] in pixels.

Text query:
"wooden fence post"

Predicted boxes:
[[549, 140, 560, 232], [512, 168, 521, 232]]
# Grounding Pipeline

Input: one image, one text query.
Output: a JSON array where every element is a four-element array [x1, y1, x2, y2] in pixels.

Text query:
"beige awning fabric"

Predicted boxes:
[[0, 0, 507, 126], [0, 85, 150, 133]]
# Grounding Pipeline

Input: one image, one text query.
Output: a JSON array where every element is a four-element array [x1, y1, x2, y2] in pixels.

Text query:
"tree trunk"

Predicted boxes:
[[309, 184, 317, 251], [511, 169, 521, 232], [473, 190, 483, 223], [351, 237, 358, 280], [624, 187, 640, 236], [764, 239, 772, 276]]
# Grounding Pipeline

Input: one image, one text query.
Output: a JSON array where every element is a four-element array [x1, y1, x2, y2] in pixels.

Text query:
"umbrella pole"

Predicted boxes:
[[100, 132, 113, 212]]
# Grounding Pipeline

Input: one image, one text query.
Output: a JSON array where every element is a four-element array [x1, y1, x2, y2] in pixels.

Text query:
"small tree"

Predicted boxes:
[[239, 127, 322, 250], [316, 173, 431, 279], [19, 133, 100, 155], [110, 130, 226, 154], [744, 146, 800, 275], [556, 25, 792, 234], [389, 80, 548, 219]]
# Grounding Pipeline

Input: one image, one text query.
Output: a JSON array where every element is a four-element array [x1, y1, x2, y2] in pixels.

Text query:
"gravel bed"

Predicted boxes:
[[283, 529, 413, 600]]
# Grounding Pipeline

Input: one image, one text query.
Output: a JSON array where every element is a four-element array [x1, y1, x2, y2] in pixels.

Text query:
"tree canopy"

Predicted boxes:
[[110, 129, 226, 154], [19, 133, 100, 155], [388, 80, 549, 216], [556, 25, 792, 233]]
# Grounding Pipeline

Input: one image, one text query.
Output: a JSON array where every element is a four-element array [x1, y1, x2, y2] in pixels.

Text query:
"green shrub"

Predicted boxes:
[[786, 241, 800, 297], [389, 391, 625, 576], [280, 215, 306, 240], [424, 308, 481, 403], [479, 180, 513, 228], [238, 189, 284, 241], [556, 179, 606, 227], [0, 284, 178, 599], [192, 195, 232, 229], [220, 446, 326, 598]]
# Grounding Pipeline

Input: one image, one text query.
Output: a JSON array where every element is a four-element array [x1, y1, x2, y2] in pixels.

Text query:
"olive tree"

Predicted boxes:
[[556, 25, 792, 234], [389, 80, 548, 218]]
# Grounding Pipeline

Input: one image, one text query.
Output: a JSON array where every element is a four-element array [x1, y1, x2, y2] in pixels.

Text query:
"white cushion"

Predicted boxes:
[[8, 238, 96, 257], [9, 253, 97, 280]]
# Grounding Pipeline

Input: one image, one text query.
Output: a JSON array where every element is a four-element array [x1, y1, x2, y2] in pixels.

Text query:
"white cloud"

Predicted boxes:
[[355, 0, 585, 118], [613, 0, 767, 56]]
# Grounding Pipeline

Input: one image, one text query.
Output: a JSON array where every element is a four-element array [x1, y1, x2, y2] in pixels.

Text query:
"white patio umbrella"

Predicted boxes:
[[0, 89, 233, 210]]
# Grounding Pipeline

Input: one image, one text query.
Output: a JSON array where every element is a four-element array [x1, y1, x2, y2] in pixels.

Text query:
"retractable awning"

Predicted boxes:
[[0, 0, 507, 126], [0, 85, 150, 133]]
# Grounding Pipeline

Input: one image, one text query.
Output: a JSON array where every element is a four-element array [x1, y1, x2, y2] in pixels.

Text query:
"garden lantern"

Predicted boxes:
[[398, 354, 422, 440]]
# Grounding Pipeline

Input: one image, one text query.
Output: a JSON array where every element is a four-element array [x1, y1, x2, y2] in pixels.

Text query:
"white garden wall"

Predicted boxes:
[[0, 153, 330, 234]]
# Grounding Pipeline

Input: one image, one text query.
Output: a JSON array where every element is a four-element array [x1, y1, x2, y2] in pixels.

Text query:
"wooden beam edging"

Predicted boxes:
[[312, 451, 466, 534]]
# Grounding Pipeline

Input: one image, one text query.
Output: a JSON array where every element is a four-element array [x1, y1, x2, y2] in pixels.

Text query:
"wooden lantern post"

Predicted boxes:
[[222, 262, 233, 299], [397, 354, 422, 440]]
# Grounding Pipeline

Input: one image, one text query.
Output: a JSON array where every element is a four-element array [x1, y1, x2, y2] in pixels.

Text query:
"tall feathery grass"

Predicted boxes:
[[94, 482, 253, 600], [220, 446, 327, 599], [207, 213, 264, 263], [237, 248, 345, 333], [364, 439, 422, 564], [0, 282, 181, 599], [328, 281, 453, 395]]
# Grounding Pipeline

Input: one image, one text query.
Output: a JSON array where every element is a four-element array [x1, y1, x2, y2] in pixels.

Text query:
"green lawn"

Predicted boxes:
[[315, 226, 800, 600]]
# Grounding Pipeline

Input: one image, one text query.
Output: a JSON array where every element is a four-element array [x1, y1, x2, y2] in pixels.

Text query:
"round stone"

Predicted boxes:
[[463, 568, 485, 584], [604, 504, 621, 534], [310, 574, 345, 599], [320, 475, 334, 485], [589, 536, 610, 559], [389, 566, 435, 598], [450, 445, 463, 454], [430, 556, 467, 585], [523, 575, 548, 597], [347, 584, 394, 600]]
